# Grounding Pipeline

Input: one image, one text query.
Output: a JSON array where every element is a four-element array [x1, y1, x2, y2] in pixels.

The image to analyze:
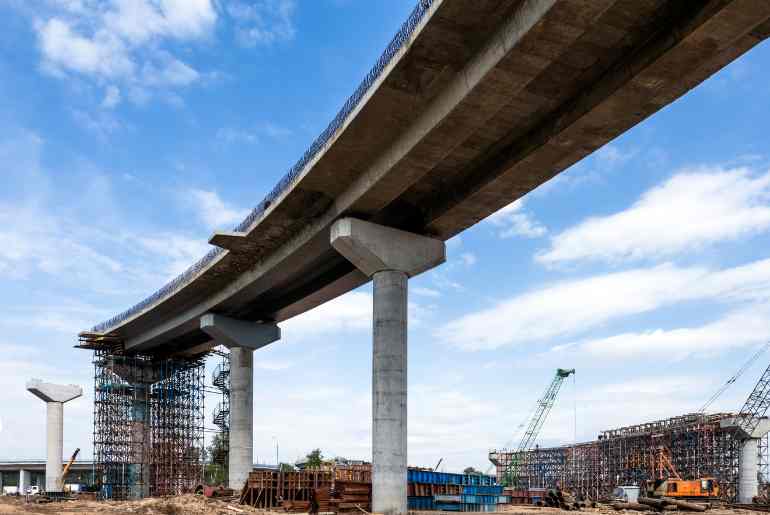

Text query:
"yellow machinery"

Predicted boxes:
[[59, 448, 80, 491]]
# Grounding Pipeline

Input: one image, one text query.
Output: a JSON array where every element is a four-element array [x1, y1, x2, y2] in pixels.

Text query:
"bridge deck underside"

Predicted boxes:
[[85, 0, 770, 355]]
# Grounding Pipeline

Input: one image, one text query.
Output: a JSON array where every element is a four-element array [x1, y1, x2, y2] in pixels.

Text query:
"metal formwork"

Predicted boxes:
[[490, 413, 749, 500]]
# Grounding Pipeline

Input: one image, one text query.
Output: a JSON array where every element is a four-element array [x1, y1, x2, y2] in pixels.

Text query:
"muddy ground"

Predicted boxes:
[[0, 497, 763, 515]]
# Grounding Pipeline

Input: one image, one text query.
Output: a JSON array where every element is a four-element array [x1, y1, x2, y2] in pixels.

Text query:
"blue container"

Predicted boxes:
[[463, 485, 503, 495], [408, 496, 435, 510]]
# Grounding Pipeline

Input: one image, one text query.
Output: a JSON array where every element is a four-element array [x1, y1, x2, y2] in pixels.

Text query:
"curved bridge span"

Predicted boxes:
[[80, 0, 770, 507]]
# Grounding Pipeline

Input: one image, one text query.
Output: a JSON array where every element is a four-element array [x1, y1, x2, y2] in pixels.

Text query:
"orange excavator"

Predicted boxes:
[[642, 447, 719, 500]]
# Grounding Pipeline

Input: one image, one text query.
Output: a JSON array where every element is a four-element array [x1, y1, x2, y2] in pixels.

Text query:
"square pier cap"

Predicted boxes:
[[26, 379, 83, 403], [330, 218, 445, 277], [200, 313, 280, 350]]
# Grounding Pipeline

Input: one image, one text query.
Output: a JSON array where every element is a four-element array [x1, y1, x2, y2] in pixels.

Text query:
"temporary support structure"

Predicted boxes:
[[90, 346, 205, 499], [490, 413, 745, 500]]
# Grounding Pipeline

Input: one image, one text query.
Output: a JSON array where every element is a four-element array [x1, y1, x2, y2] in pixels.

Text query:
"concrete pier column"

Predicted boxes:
[[229, 346, 254, 491], [372, 270, 408, 513], [201, 313, 280, 491], [19, 470, 29, 495], [129, 385, 150, 499], [26, 380, 82, 493], [46, 401, 63, 493], [331, 218, 445, 515], [740, 437, 760, 503]]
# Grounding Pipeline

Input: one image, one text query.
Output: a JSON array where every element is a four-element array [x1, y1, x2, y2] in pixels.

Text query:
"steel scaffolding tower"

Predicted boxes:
[[88, 338, 205, 500], [490, 413, 748, 500]]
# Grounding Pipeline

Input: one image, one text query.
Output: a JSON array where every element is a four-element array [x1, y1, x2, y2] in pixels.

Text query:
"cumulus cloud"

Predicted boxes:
[[436, 258, 770, 351], [32, 0, 218, 104], [487, 198, 547, 239], [538, 167, 770, 265], [188, 188, 249, 230]]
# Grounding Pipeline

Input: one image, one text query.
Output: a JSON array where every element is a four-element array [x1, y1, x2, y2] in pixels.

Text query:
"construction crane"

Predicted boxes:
[[737, 356, 770, 436], [699, 343, 769, 414], [502, 368, 575, 486]]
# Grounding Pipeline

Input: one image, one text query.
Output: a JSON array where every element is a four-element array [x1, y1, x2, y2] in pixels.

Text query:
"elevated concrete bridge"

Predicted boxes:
[[80, 0, 770, 511]]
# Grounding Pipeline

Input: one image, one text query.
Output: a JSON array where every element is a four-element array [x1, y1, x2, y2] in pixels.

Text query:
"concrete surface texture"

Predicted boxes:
[[26, 380, 82, 493], [229, 346, 255, 491], [81, 0, 770, 357], [371, 271, 409, 515]]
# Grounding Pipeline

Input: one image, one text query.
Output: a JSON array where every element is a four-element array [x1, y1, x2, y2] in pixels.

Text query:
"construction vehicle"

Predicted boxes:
[[644, 478, 719, 501], [500, 368, 575, 487], [58, 448, 80, 491]]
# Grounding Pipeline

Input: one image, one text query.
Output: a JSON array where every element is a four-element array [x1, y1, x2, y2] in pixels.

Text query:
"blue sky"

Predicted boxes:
[[1, 0, 770, 473]]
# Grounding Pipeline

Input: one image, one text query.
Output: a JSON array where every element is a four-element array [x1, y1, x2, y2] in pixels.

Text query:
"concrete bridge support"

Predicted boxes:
[[738, 419, 770, 503], [331, 218, 445, 515], [26, 380, 82, 493], [201, 313, 281, 491]]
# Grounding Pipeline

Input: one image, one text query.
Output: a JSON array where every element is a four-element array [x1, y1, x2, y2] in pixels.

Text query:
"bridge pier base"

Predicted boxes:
[[331, 218, 445, 515], [201, 313, 281, 491]]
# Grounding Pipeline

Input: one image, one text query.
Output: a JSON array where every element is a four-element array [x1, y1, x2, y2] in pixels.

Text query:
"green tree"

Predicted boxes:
[[464, 467, 482, 475], [280, 462, 295, 472], [204, 433, 228, 485], [306, 449, 323, 468]]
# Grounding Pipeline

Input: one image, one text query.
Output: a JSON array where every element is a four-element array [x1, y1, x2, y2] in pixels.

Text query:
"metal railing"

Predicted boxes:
[[91, 0, 436, 334]]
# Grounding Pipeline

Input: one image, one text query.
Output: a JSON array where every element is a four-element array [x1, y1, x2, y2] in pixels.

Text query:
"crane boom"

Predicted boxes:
[[737, 360, 770, 436], [517, 368, 575, 452], [700, 343, 769, 414], [502, 368, 575, 486]]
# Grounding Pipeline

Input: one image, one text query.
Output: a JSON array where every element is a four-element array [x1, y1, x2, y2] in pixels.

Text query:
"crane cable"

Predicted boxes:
[[699, 342, 770, 413]]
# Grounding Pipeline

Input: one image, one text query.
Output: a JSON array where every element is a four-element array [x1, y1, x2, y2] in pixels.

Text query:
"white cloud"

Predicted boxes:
[[71, 108, 122, 137], [487, 198, 547, 238], [188, 188, 249, 230], [437, 258, 770, 351], [577, 306, 770, 361], [101, 85, 121, 108], [459, 252, 477, 266], [141, 53, 200, 86], [135, 233, 212, 278], [37, 18, 134, 78], [413, 287, 440, 298], [281, 291, 371, 340], [227, 0, 296, 47], [538, 167, 770, 265], [32, 0, 217, 105]]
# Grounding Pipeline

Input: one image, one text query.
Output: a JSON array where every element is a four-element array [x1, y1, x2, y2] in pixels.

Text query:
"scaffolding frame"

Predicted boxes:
[[490, 413, 749, 500], [91, 344, 205, 500]]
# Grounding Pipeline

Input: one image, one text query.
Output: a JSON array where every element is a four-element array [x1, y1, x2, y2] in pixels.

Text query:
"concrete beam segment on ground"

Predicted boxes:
[[84, 0, 770, 356], [330, 218, 445, 278], [199, 313, 281, 350]]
